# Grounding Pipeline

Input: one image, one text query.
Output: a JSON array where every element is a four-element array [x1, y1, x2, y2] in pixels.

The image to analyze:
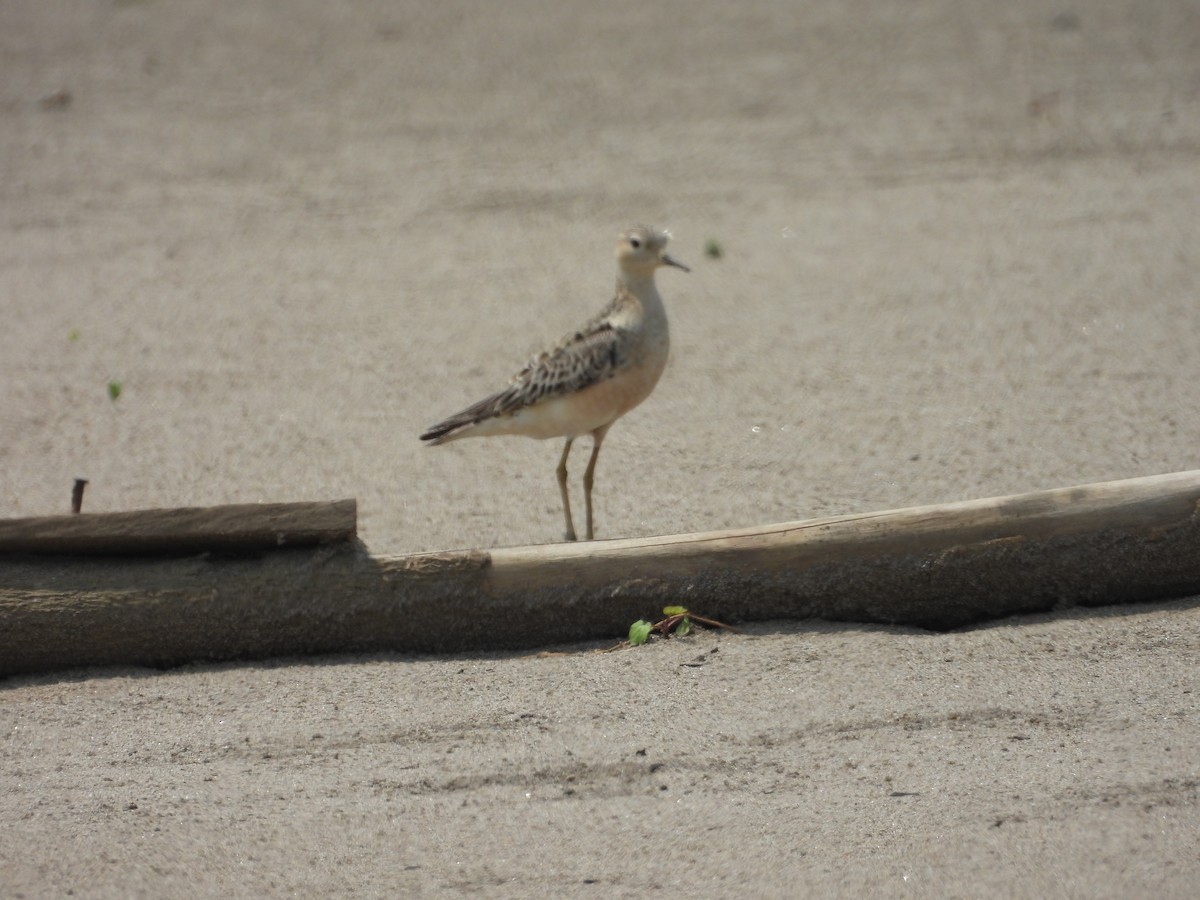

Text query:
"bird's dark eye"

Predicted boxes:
[[629, 237, 641, 249]]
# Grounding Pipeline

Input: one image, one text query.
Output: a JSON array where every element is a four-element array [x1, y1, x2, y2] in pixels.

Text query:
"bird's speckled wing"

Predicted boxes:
[[420, 314, 626, 443]]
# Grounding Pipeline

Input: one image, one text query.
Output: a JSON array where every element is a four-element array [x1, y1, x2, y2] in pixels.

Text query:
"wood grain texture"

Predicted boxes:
[[2, 472, 1199, 677], [0, 500, 357, 555]]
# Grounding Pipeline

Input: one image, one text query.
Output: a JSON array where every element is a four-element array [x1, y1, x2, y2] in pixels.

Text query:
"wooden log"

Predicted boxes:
[[0, 500, 357, 556], [2, 472, 1200, 677]]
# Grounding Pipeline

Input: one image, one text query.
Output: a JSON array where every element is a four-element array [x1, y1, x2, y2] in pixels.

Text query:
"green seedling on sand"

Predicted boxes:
[[624, 605, 737, 648], [704, 238, 723, 259], [628, 619, 653, 646], [107, 380, 122, 402]]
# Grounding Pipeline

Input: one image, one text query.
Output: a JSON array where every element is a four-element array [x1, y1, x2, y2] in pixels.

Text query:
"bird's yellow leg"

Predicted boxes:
[[557, 438, 577, 541], [582, 424, 611, 541]]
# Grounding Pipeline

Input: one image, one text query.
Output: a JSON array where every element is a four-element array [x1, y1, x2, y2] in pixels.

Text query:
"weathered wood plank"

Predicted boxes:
[[2, 472, 1199, 677], [0, 500, 357, 555]]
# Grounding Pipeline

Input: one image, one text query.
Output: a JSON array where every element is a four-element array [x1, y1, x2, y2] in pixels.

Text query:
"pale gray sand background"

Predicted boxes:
[[2, 0, 1198, 896]]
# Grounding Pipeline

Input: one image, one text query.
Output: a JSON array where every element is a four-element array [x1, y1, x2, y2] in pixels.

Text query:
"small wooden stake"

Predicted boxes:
[[71, 479, 88, 514]]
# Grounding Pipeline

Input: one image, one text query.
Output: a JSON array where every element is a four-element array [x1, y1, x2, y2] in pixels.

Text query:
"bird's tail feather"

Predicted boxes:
[[420, 418, 474, 445], [421, 387, 512, 445]]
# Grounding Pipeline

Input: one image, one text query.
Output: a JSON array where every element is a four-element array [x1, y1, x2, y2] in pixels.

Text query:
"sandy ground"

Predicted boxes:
[[2, 0, 1199, 895]]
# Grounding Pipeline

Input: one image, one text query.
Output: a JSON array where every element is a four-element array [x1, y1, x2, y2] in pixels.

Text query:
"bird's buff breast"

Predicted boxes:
[[492, 343, 667, 440]]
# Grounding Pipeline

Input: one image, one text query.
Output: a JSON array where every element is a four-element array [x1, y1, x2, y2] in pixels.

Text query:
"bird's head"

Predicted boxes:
[[616, 225, 690, 278]]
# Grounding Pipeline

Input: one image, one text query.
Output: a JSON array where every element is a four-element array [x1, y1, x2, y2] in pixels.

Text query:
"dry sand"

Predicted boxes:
[[2, 0, 1198, 895]]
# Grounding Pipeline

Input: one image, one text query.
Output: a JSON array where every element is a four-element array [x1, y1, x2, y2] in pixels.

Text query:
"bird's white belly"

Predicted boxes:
[[478, 348, 666, 441]]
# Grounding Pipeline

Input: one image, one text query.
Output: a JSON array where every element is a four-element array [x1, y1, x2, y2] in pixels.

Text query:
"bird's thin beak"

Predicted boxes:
[[661, 253, 690, 273]]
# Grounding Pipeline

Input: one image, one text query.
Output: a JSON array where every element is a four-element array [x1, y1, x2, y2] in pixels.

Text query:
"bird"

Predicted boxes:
[[420, 225, 689, 541]]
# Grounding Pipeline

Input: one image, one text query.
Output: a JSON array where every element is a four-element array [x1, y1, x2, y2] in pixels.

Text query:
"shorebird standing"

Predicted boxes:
[[420, 225, 689, 541]]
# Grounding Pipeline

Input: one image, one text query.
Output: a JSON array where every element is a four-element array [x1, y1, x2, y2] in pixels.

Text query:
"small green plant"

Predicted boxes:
[[704, 238, 723, 259], [107, 380, 123, 402], [628, 619, 653, 646], [68, 328, 81, 342], [663, 605, 692, 636], [621, 605, 737, 649]]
